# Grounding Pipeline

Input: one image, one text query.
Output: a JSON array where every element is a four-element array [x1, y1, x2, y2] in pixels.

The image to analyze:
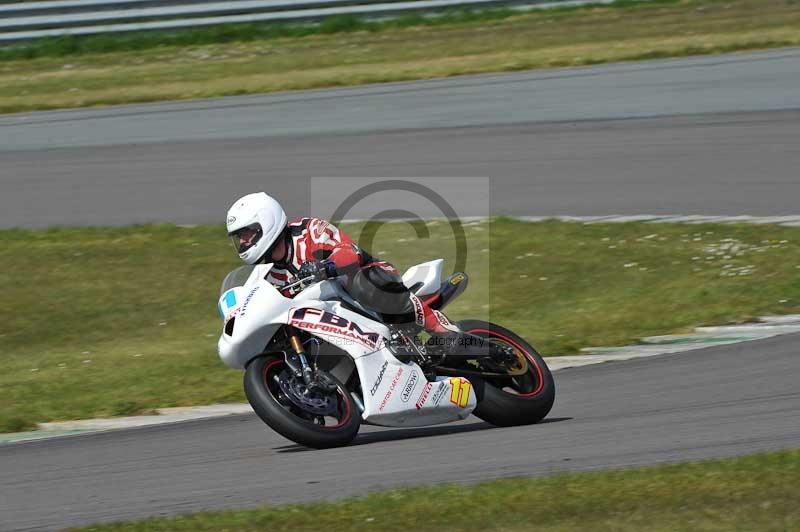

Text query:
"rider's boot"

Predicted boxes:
[[408, 294, 515, 364]]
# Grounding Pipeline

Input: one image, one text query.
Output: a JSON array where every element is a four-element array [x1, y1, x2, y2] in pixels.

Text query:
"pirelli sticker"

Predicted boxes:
[[449, 377, 471, 408], [415, 382, 433, 410]]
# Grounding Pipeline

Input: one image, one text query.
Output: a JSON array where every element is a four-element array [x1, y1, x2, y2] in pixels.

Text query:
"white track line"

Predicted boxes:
[[341, 215, 800, 226]]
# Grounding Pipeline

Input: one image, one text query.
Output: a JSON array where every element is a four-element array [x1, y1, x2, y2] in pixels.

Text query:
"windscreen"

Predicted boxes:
[[219, 265, 255, 296]]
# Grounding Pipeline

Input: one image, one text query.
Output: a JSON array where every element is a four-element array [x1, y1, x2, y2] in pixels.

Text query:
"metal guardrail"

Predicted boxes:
[[0, 0, 614, 42]]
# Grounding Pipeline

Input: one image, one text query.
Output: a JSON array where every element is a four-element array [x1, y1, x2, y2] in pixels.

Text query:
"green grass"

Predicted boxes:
[[2, 218, 800, 432], [2, 0, 800, 113], [0, 1, 685, 60], [0, 9, 528, 61], [72, 449, 800, 531]]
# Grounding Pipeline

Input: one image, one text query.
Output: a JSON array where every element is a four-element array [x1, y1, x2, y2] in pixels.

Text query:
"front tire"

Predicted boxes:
[[457, 320, 555, 427], [244, 356, 361, 448]]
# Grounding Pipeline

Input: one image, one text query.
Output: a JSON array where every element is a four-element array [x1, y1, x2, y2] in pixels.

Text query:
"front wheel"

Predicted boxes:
[[457, 320, 555, 427], [244, 355, 361, 448]]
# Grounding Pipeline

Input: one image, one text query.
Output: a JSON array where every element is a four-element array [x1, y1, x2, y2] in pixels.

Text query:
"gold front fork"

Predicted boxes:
[[286, 326, 314, 384], [289, 331, 305, 357]]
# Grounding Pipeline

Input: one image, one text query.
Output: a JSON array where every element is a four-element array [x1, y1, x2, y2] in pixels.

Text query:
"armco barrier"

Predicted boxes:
[[0, 0, 619, 42]]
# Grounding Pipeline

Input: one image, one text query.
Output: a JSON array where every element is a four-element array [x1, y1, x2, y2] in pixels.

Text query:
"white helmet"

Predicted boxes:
[[226, 192, 287, 265]]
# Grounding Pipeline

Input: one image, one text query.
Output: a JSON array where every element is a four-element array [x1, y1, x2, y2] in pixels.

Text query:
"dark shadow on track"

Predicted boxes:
[[274, 417, 572, 452]]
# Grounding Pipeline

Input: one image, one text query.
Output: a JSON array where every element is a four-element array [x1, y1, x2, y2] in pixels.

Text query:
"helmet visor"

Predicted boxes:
[[229, 224, 263, 254]]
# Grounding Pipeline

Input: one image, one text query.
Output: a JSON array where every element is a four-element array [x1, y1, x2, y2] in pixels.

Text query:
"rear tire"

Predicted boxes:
[[457, 320, 555, 427], [244, 356, 361, 448]]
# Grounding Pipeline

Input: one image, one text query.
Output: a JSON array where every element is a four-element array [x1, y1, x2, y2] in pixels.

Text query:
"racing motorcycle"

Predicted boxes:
[[217, 259, 555, 448]]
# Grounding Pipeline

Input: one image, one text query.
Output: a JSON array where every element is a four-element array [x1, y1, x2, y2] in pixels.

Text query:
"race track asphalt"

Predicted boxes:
[[1, 48, 800, 227], [2, 333, 799, 531], [2, 48, 800, 531]]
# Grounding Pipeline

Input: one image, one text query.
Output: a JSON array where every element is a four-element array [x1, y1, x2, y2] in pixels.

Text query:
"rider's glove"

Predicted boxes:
[[298, 260, 337, 283]]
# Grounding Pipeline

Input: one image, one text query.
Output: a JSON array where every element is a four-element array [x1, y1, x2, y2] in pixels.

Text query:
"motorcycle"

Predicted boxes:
[[217, 259, 555, 448]]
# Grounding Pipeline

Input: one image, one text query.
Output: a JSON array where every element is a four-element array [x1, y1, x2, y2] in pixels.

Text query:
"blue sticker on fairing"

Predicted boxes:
[[224, 290, 237, 309], [217, 301, 224, 319]]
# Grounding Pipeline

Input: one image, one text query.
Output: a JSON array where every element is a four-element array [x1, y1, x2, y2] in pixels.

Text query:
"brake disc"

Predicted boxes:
[[277, 372, 338, 416], [504, 348, 529, 376]]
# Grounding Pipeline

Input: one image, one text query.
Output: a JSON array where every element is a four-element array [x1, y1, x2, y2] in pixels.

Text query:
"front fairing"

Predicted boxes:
[[217, 264, 287, 369], [216, 264, 390, 369]]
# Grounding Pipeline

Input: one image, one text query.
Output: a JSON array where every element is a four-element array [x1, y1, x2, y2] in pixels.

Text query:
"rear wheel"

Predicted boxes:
[[457, 319, 555, 426], [244, 355, 361, 448]]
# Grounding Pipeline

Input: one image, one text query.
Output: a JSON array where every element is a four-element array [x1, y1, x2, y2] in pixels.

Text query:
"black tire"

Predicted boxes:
[[244, 356, 361, 448], [457, 319, 555, 427]]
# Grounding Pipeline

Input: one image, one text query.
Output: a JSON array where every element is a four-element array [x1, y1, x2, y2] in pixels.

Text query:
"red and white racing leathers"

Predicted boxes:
[[268, 217, 454, 334]]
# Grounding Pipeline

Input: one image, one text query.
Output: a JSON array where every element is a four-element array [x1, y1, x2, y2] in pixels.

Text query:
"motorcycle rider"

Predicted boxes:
[[225, 192, 509, 359]]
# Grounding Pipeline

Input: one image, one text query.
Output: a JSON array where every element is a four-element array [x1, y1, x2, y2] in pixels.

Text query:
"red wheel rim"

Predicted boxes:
[[467, 328, 545, 397]]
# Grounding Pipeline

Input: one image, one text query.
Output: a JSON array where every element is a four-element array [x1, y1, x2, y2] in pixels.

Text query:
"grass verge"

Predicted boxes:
[[2, 219, 800, 432], [2, 0, 800, 113], [71, 449, 800, 531]]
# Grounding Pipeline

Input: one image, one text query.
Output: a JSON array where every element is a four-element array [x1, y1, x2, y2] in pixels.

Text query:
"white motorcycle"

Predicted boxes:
[[217, 259, 555, 448]]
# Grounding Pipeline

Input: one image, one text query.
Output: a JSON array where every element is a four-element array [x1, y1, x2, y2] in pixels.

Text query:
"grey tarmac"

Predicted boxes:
[[1, 333, 799, 531], [2, 48, 800, 531], [2, 48, 800, 227]]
